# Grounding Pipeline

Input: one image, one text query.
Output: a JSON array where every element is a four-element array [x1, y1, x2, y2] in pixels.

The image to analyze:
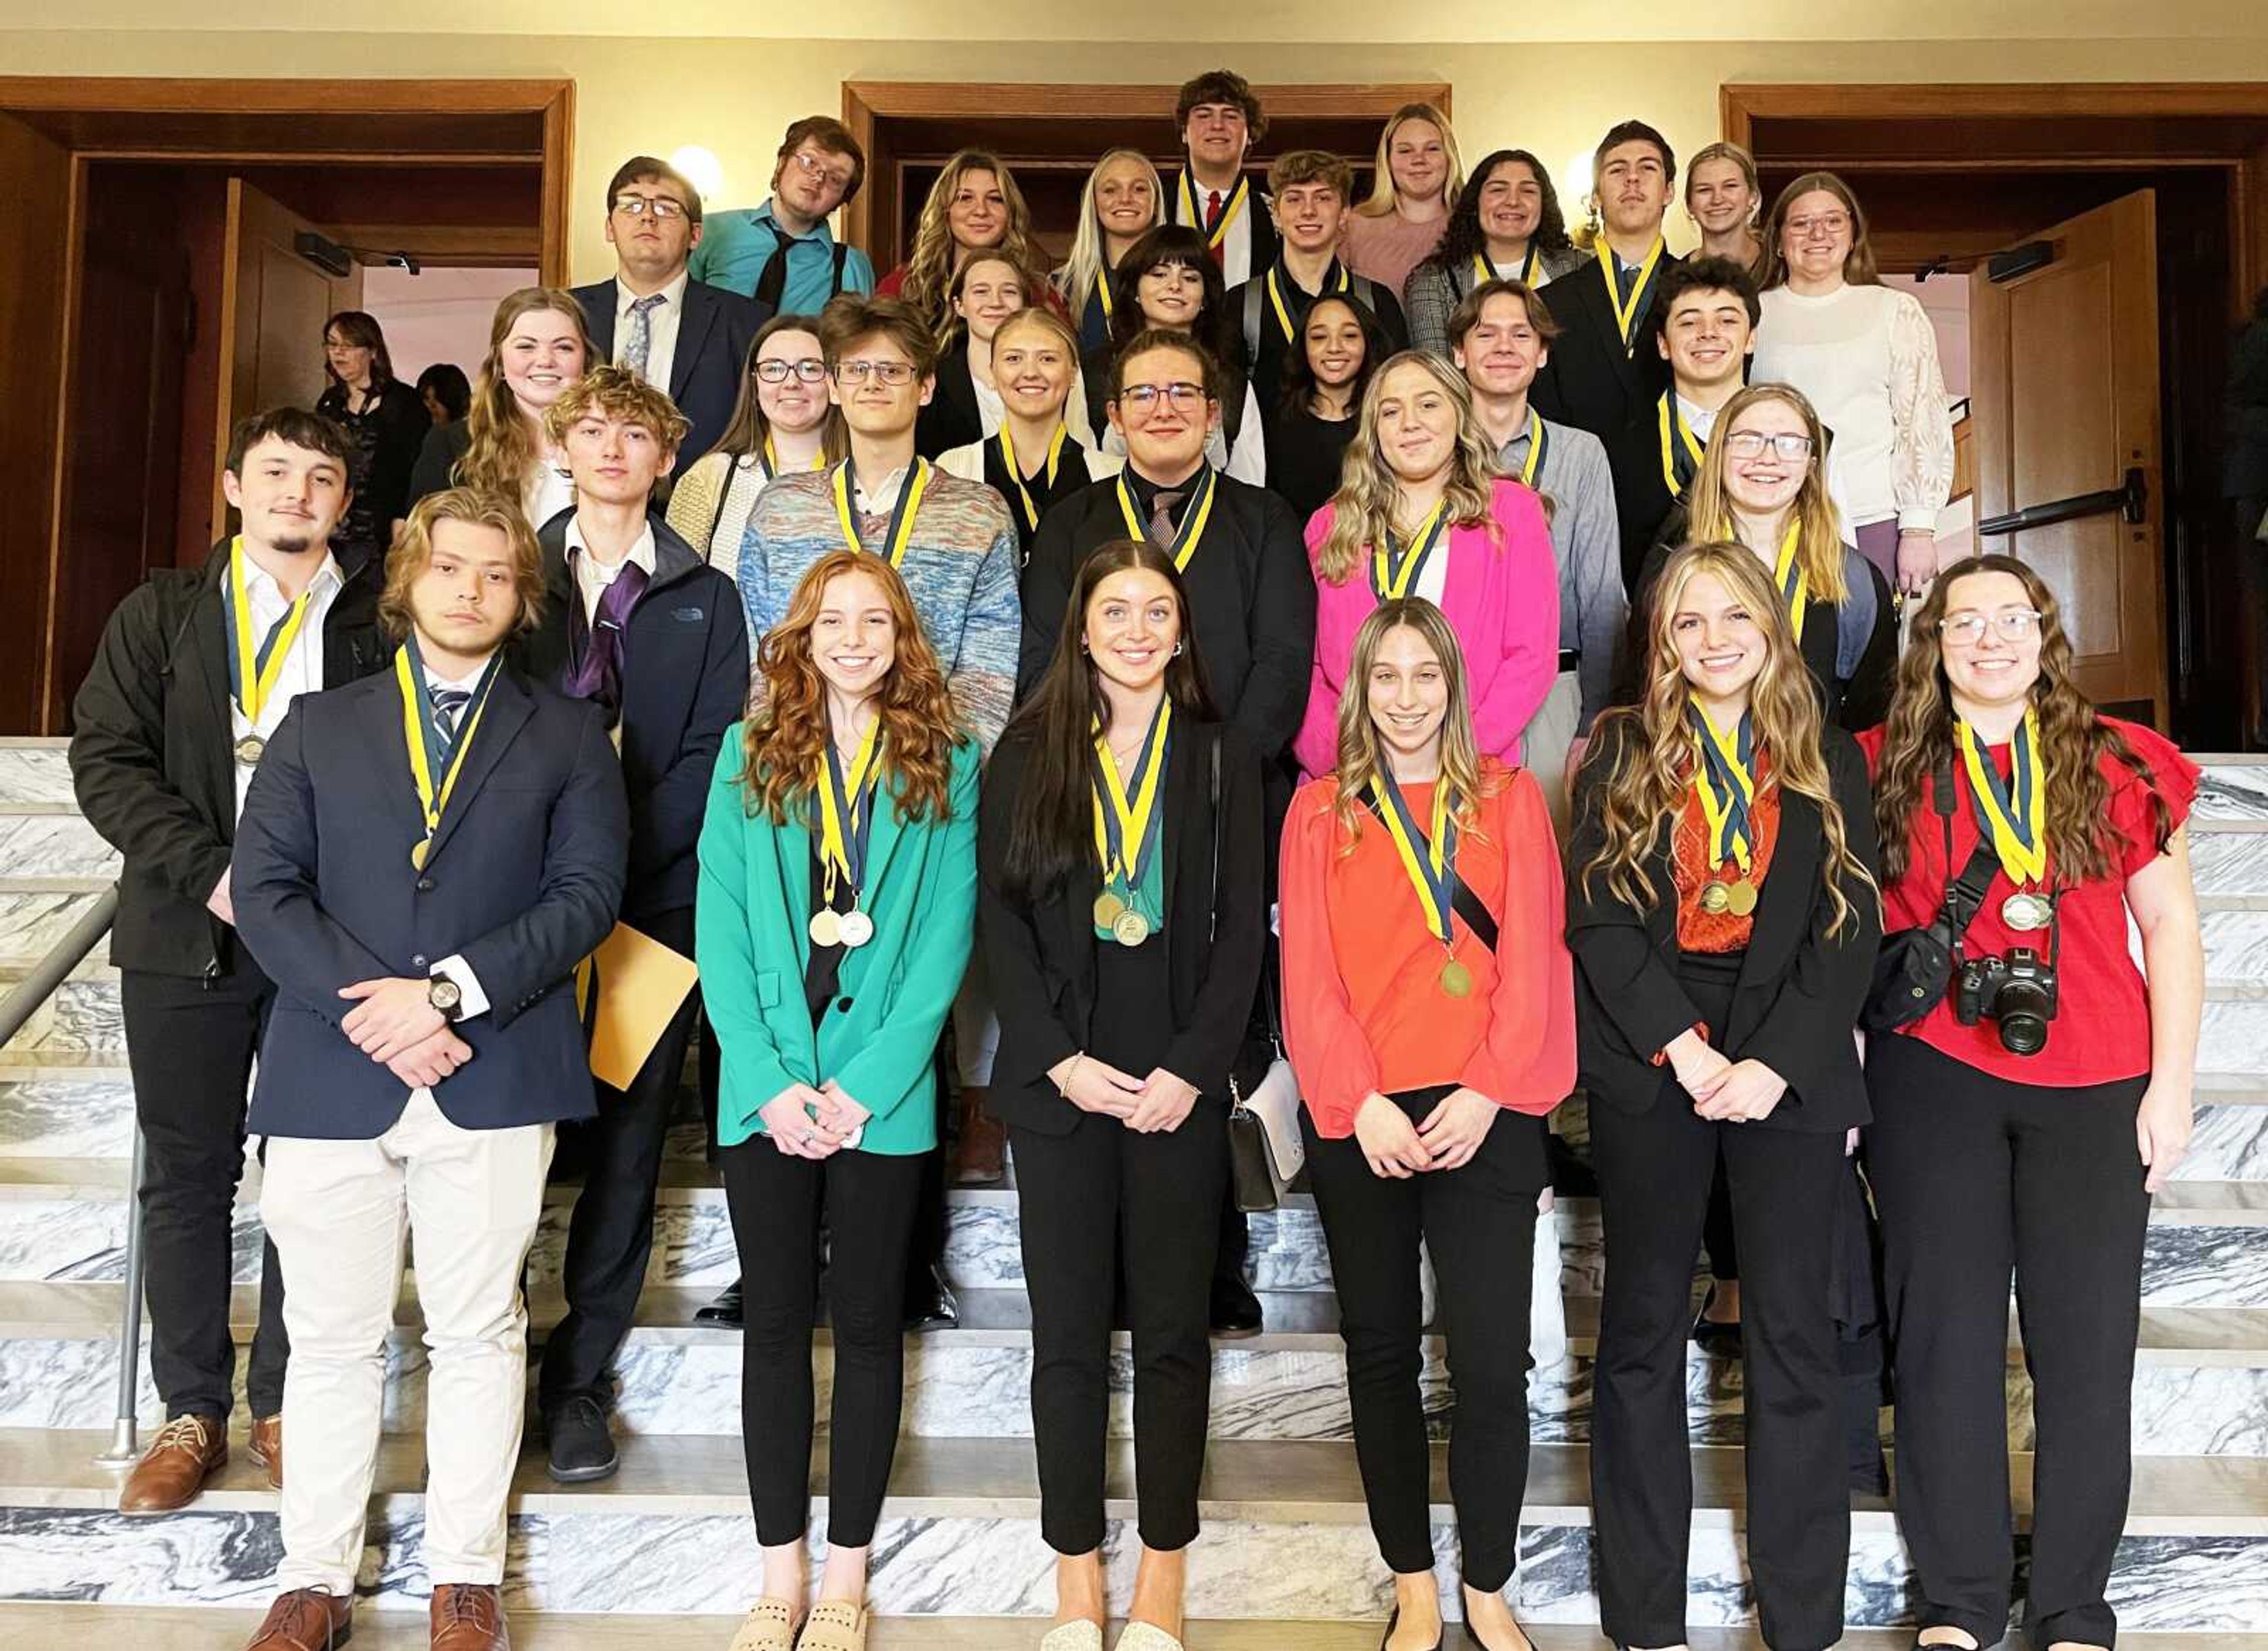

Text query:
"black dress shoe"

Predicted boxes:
[[903, 1263, 959, 1331], [694, 1277, 744, 1325], [1690, 1284, 1743, 1357], [1210, 1271, 1263, 1338], [543, 1394, 619, 1483]]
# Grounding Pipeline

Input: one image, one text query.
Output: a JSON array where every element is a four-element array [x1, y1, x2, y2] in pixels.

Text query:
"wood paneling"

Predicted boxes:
[[0, 112, 73, 738]]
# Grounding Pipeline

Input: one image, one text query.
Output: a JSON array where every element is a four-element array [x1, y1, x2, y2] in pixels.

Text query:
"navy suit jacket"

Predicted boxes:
[[520, 514, 749, 922], [1529, 252, 1681, 443], [233, 667, 629, 1139], [573, 275, 770, 465]]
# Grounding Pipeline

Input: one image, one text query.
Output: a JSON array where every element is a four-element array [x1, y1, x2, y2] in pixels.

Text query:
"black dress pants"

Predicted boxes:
[[541, 903, 703, 1407], [1591, 1080, 1850, 1650], [121, 964, 289, 1421], [1866, 1033, 2151, 1650], [1303, 1088, 1548, 1592], [719, 1134, 924, 1548], [1011, 1104, 1227, 1555]]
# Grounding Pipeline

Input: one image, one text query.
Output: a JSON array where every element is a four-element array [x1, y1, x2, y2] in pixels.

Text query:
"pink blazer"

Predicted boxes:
[[1295, 476, 1561, 779]]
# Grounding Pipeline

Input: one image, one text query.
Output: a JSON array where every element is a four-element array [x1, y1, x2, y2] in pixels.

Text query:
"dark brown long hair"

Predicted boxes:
[[1871, 554, 2173, 885], [1002, 540, 1217, 902], [706, 314, 846, 468], [742, 550, 964, 826]]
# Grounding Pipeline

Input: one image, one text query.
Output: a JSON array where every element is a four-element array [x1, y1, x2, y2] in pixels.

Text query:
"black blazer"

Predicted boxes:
[[915, 337, 988, 461], [1164, 169, 1280, 280], [1019, 471, 1315, 765], [1529, 252, 1680, 443], [1626, 516, 1896, 732], [70, 541, 390, 980], [519, 514, 750, 922], [1604, 403, 1684, 590], [978, 716, 1266, 1134], [572, 276, 771, 466], [233, 668, 628, 1139], [405, 419, 472, 514], [1565, 716, 1881, 1133]]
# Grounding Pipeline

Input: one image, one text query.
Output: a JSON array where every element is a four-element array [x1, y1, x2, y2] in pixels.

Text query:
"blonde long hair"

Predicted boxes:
[[456, 288, 592, 498], [1576, 542, 1874, 934], [1327, 598, 1497, 847], [1682, 383, 1849, 606], [1057, 148, 1164, 319], [1355, 102, 1465, 220], [898, 151, 1045, 331], [1315, 351, 1504, 586]]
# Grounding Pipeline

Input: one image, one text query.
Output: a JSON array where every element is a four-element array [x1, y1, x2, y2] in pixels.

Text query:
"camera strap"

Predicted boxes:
[[1937, 755, 2008, 961]]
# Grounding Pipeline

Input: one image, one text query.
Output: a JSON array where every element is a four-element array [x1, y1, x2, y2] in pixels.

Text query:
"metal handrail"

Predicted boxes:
[[0, 885, 138, 1466]]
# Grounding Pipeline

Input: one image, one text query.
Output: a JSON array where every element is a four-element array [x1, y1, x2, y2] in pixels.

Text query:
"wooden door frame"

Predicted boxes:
[[0, 76, 573, 732], [1720, 81, 2268, 306], [839, 80, 1451, 266]]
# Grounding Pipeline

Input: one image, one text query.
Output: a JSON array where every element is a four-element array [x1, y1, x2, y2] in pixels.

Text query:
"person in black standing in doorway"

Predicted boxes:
[[70, 407, 392, 1515], [315, 309, 430, 555]]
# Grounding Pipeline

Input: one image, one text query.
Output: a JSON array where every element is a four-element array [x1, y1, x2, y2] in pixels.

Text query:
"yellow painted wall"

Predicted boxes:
[[3, 28, 2266, 279]]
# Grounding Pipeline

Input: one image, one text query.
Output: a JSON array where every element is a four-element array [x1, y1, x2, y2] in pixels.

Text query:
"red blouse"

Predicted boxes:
[[1279, 762, 1577, 1137], [1858, 717, 2197, 1086]]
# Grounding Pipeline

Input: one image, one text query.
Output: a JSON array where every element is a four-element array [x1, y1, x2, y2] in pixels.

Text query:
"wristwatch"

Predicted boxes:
[[428, 975, 464, 1022]]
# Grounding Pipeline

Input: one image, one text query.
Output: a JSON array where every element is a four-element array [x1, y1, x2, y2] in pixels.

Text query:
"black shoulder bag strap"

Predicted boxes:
[[1938, 753, 2006, 951], [1358, 787, 1501, 952]]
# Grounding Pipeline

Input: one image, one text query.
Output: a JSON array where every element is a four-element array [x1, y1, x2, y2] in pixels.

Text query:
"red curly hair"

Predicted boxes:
[[742, 550, 964, 824]]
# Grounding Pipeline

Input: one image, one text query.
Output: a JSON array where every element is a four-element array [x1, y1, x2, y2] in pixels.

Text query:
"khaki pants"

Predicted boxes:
[[263, 1088, 555, 1598]]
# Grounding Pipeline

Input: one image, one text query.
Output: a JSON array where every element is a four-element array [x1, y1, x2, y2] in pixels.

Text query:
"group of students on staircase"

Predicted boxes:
[[62, 66, 2203, 1651]]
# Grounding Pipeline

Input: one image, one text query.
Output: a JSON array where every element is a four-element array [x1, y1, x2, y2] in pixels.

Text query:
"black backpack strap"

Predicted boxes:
[[1358, 789, 1501, 952]]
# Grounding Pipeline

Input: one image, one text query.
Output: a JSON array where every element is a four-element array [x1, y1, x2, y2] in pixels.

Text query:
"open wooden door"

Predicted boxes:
[[0, 113, 73, 734], [210, 178, 361, 531], [1970, 190, 2166, 726]]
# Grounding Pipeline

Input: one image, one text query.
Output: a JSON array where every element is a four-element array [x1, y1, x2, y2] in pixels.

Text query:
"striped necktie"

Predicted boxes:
[[431, 687, 472, 769]]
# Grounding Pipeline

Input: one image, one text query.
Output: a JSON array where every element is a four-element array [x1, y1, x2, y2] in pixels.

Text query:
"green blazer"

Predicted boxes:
[[696, 725, 979, 1153]]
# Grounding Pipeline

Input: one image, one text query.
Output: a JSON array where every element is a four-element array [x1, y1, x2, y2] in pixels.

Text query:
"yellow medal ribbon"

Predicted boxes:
[[1517, 410, 1549, 488], [1958, 709, 2049, 886], [1095, 269, 1115, 321], [764, 434, 827, 475], [1114, 468, 1218, 573], [1657, 393, 1706, 500], [832, 457, 933, 569], [1688, 697, 1758, 875], [1266, 262, 1351, 346], [1772, 520, 1808, 644], [1367, 771, 1458, 947], [814, 716, 884, 898], [996, 421, 1068, 533], [1472, 245, 1540, 287], [1371, 498, 1449, 601], [395, 642, 501, 863], [227, 537, 315, 727], [1178, 172, 1250, 256], [1596, 236, 1666, 352], [1090, 700, 1174, 886]]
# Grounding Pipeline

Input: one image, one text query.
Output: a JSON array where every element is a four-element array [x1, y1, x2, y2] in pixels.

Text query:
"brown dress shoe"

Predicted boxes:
[[430, 1583, 510, 1649], [119, 1412, 227, 1513], [250, 1413, 284, 1491], [951, 1085, 1006, 1184], [245, 1587, 353, 1649]]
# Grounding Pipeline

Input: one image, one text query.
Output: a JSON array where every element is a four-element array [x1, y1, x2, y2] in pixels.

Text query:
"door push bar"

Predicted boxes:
[[1977, 467, 2146, 539]]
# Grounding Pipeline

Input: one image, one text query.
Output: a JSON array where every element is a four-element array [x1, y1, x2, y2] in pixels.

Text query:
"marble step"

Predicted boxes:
[[3, 1430, 2265, 1629]]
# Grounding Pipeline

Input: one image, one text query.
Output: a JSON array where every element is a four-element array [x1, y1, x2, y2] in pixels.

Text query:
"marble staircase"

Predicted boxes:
[[2, 737, 2267, 1644]]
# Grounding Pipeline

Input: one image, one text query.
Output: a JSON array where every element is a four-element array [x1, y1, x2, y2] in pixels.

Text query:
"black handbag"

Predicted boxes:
[[1210, 738, 1306, 1211], [1861, 758, 2002, 1033]]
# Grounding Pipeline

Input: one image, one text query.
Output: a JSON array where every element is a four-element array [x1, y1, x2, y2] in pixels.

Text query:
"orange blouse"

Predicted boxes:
[[1670, 758, 1783, 954], [1278, 762, 1577, 1138]]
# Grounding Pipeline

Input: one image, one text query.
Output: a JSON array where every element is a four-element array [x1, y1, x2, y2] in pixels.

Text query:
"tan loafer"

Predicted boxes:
[[243, 1587, 351, 1649], [250, 1412, 284, 1491], [795, 1600, 867, 1651], [1038, 1623, 1103, 1651], [729, 1598, 803, 1651], [119, 1413, 227, 1513], [1115, 1624, 1187, 1651]]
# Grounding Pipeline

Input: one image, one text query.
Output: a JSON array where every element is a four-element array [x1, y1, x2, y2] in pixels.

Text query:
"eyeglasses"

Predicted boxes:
[[1787, 212, 1851, 241], [756, 358, 827, 384], [788, 149, 855, 190], [1720, 431, 1816, 461], [832, 359, 917, 386], [1939, 609, 2044, 645], [1117, 382, 1208, 413], [613, 196, 688, 220]]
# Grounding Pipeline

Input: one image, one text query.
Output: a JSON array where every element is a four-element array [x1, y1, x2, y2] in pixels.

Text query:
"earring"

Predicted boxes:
[[1080, 637, 1090, 654], [1172, 641, 1184, 657]]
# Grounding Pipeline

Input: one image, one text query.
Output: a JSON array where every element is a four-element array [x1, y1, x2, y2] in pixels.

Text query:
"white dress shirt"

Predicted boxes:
[[230, 552, 344, 820], [612, 270, 691, 394], [421, 654, 496, 1021], [565, 517, 659, 626]]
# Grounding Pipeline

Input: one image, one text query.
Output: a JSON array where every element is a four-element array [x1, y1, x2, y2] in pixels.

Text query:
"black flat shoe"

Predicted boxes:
[[1379, 1606, 1443, 1651], [1210, 1271, 1263, 1338], [902, 1263, 959, 1331], [693, 1277, 743, 1325], [1690, 1284, 1744, 1357]]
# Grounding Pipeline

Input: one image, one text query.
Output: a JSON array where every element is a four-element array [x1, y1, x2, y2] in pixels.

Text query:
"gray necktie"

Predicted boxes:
[[621, 292, 667, 381], [1147, 488, 1185, 552]]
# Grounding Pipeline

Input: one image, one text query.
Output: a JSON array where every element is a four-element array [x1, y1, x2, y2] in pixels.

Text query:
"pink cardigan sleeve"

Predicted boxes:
[[1293, 503, 1348, 781], [1459, 480, 1560, 768]]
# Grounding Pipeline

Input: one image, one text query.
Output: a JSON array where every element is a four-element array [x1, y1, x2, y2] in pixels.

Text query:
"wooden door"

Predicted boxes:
[[1970, 190, 2166, 725], [210, 177, 360, 531], [0, 112, 74, 733]]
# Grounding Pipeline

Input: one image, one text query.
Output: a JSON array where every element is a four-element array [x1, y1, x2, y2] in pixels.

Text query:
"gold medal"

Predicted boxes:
[[409, 838, 429, 872], [233, 735, 266, 766], [1093, 891, 1126, 928], [2002, 891, 2050, 932], [809, 908, 843, 948], [1440, 958, 1474, 998], [837, 909, 875, 948], [1699, 881, 1732, 915], [1111, 909, 1151, 947], [1726, 879, 1758, 918]]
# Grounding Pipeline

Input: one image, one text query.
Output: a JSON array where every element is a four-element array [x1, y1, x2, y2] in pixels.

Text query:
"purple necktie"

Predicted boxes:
[[563, 560, 649, 716]]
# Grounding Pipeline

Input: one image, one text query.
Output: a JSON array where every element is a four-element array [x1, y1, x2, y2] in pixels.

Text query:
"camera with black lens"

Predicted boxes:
[[1951, 947, 2059, 1056]]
